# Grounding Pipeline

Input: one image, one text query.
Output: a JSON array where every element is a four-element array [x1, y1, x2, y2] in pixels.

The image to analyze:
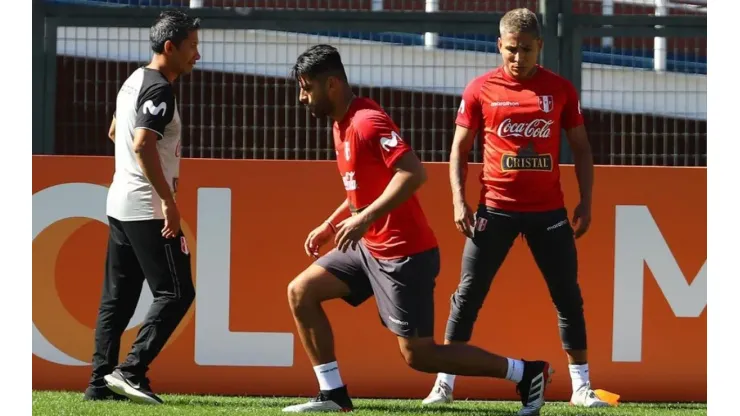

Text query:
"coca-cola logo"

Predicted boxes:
[[496, 118, 554, 139]]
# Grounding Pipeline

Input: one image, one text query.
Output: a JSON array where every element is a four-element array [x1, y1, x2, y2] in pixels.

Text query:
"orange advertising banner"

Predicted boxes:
[[32, 155, 706, 402]]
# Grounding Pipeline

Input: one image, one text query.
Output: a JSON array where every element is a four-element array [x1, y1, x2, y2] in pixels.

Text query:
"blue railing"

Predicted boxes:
[[44, 0, 707, 75], [307, 31, 706, 75]]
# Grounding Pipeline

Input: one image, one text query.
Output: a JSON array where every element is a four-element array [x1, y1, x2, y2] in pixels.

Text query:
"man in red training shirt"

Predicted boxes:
[[421, 8, 614, 413], [282, 44, 553, 415]]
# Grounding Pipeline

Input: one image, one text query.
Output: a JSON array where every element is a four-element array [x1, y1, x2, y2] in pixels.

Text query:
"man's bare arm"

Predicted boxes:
[[108, 116, 116, 142], [450, 125, 477, 204], [133, 129, 173, 203], [325, 199, 351, 231], [565, 125, 593, 206], [359, 151, 426, 224]]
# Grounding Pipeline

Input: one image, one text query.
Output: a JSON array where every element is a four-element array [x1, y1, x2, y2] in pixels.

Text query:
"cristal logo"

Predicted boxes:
[[496, 118, 554, 139], [32, 183, 293, 367]]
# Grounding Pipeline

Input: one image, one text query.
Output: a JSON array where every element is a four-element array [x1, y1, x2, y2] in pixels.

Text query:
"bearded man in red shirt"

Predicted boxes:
[[282, 44, 553, 416]]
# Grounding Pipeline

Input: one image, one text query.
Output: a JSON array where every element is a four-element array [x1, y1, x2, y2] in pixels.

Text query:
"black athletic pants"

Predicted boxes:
[[89, 216, 195, 387], [445, 205, 587, 350]]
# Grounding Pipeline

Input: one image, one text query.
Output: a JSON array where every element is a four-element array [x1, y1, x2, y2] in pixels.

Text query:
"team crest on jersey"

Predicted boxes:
[[538, 95, 554, 113], [180, 236, 190, 255], [475, 216, 488, 232]]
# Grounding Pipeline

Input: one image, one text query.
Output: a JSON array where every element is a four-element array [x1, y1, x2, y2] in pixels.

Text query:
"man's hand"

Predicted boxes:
[[161, 199, 181, 239], [565, 124, 594, 240], [453, 199, 475, 238], [572, 201, 592, 239], [334, 214, 372, 253], [304, 222, 336, 258], [449, 125, 477, 238], [108, 116, 116, 142]]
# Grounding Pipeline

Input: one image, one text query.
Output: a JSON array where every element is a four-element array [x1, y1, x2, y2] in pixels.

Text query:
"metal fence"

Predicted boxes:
[[53, 25, 508, 161], [35, 0, 707, 166], [580, 35, 706, 166], [49, 0, 541, 12]]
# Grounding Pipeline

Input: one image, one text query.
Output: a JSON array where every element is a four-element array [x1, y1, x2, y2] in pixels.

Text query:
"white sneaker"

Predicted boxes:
[[570, 383, 610, 408], [421, 380, 453, 405], [282, 400, 345, 413], [282, 386, 354, 412]]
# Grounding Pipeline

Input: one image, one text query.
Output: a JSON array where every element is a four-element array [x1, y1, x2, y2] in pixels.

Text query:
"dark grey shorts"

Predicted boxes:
[[315, 243, 440, 338]]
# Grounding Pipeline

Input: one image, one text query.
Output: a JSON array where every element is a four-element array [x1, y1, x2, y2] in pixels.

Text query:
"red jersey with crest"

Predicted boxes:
[[333, 97, 438, 260], [456, 65, 584, 212]]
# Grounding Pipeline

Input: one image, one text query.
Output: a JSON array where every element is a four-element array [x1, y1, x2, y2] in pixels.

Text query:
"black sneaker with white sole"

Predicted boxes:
[[83, 384, 128, 401], [515, 360, 554, 416], [282, 385, 354, 412], [103, 369, 163, 405]]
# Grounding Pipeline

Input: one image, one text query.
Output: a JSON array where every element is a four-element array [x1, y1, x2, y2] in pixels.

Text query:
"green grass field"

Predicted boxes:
[[33, 391, 707, 415]]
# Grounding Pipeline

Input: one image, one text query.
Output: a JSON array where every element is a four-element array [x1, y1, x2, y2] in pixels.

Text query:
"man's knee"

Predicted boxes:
[[450, 269, 492, 318], [287, 275, 310, 313], [153, 284, 195, 316], [551, 283, 584, 318], [445, 288, 485, 342], [450, 289, 483, 321], [553, 288, 587, 351], [287, 266, 350, 315], [179, 284, 195, 310], [98, 300, 122, 315], [398, 337, 436, 372]]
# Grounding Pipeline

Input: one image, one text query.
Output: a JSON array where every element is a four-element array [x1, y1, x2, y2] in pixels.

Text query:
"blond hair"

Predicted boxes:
[[499, 8, 541, 38]]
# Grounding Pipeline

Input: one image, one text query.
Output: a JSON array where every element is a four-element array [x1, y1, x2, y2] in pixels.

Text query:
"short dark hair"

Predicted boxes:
[[150, 10, 201, 54], [291, 44, 348, 83]]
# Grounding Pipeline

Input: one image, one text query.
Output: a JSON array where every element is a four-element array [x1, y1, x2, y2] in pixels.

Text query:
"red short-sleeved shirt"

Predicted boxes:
[[333, 97, 438, 259], [456, 65, 584, 212]]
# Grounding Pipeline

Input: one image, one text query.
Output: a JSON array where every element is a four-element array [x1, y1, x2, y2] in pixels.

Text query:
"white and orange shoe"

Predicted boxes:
[[570, 383, 614, 408], [421, 380, 453, 405]]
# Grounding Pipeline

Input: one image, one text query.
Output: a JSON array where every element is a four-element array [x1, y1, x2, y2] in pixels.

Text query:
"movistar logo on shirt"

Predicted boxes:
[[491, 101, 520, 107], [143, 100, 167, 116], [380, 131, 401, 151]]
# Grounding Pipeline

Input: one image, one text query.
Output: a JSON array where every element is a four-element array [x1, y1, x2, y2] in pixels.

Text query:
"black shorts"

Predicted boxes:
[[315, 243, 440, 338]]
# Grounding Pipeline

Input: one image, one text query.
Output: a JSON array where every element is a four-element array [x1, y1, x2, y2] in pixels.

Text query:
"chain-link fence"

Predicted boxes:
[[46, 0, 707, 166], [573, 1, 707, 166], [50, 0, 540, 12], [54, 26, 507, 161], [582, 35, 706, 166]]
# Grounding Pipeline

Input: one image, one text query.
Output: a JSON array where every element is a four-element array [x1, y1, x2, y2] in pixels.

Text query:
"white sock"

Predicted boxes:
[[569, 363, 590, 392], [505, 358, 525, 383], [435, 373, 456, 390], [314, 361, 344, 391]]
